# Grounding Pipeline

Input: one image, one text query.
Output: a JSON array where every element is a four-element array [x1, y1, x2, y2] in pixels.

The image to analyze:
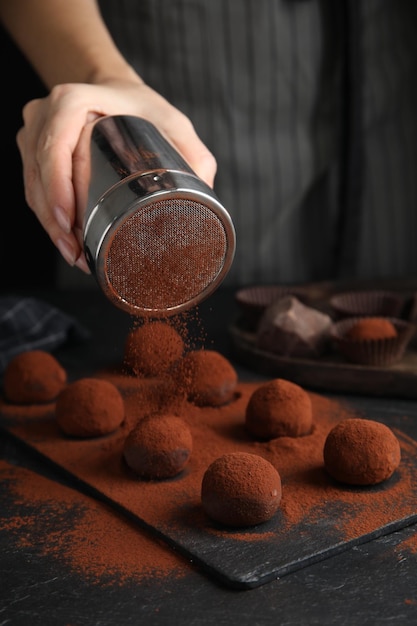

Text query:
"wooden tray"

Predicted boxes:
[[230, 279, 417, 398], [230, 322, 417, 398]]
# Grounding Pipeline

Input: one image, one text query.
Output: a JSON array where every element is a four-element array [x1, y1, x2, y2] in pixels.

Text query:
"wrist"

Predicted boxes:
[[88, 62, 143, 87]]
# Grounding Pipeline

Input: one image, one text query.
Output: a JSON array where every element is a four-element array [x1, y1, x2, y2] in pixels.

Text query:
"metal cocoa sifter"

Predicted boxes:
[[82, 115, 235, 317]]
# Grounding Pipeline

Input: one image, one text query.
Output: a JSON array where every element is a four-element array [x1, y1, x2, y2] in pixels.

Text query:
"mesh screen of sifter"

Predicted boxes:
[[103, 198, 229, 315]]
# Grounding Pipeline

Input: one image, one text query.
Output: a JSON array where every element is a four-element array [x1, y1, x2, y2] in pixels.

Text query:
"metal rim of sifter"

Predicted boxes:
[[84, 174, 236, 317]]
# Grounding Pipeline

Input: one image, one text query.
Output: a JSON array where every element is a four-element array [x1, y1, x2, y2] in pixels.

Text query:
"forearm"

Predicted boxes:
[[0, 0, 139, 88]]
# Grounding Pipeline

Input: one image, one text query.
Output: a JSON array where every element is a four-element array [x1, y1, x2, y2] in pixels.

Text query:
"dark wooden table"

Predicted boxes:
[[1, 285, 417, 625]]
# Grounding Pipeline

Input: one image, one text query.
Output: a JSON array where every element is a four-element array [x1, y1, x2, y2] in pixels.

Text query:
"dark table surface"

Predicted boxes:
[[1, 285, 417, 626]]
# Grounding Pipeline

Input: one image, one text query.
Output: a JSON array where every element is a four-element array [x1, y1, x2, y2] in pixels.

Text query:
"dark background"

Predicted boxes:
[[2, 26, 56, 291]]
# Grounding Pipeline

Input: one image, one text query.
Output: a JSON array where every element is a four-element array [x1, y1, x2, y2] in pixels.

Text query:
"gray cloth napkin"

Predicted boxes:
[[0, 296, 90, 375]]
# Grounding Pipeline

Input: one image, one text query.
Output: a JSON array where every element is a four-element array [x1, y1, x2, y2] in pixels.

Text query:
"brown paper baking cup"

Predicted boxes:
[[329, 290, 404, 320], [235, 285, 307, 330], [330, 317, 415, 366], [405, 292, 417, 322]]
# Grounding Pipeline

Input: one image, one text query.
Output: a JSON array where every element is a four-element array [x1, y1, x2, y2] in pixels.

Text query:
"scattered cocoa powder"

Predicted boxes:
[[3, 379, 416, 549], [3, 350, 67, 404], [396, 531, 417, 556], [2, 318, 417, 585], [345, 317, 398, 341], [0, 458, 190, 585]]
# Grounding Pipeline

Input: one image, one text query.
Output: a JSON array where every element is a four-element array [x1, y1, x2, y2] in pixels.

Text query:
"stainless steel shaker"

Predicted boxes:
[[83, 115, 235, 317]]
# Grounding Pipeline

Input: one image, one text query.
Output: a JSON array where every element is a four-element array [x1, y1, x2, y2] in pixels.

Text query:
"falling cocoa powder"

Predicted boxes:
[[123, 320, 185, 377], [173, 349, 238, 406]]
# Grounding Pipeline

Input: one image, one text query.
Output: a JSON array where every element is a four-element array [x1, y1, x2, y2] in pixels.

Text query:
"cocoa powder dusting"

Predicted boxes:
[[173, 349, 238, 406], [3, 380, 416, 547], [2, 318, 417, 585], [123, 320, 185, 377], [0, 459, 190, 585], [396, 531, 417, 555]]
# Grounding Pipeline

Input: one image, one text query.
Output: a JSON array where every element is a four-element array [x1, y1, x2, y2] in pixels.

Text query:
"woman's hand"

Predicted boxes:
[[16, 79, 217, 272]]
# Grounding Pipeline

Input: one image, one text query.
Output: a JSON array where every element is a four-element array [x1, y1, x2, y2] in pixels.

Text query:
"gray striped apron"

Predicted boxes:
[[98, 0, 417, 287]]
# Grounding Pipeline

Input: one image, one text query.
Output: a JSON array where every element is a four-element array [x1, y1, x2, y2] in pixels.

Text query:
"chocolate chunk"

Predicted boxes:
[[256, 296, 332, 358]]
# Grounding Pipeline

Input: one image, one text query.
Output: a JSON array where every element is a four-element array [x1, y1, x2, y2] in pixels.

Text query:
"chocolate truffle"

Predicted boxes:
[[245, 378, 313, 439], [201, 452, 282, 527], [256, 296, 332, 358], [3, 350, 67, 404], [345, 317, 398, 341], [323, 418, 401, 485], [56, 378, 125, 437], [123, 414, 193, 479], [173, 350, 238, 407], [124, 320, 184, 377]]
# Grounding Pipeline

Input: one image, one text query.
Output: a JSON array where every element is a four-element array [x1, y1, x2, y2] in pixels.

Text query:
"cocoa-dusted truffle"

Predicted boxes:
[[174, 350, 238, 407], [245, 378, 312, 439], [201, 452, 282, 527], [123, 414, 192, 479], [256, 296, 332, 358], [124, 320, 184, 377], [323, 418, 401, 485], [56, 378, 125, 437], [330, 316, 413, 366], [3, 350, 67, 404], [345, 317, 397, 341]]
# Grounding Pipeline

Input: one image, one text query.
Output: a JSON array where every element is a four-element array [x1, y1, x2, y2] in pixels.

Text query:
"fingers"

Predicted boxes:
[[171, 127, 217, 188], [15, 80, 217, 276], [134, 87, 218, 187], [16, 87, 100, 273], [159, 111, 217, 186]]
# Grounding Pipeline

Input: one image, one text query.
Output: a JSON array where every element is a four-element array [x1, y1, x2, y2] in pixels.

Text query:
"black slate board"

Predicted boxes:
[[2, 390, 417, 590]]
